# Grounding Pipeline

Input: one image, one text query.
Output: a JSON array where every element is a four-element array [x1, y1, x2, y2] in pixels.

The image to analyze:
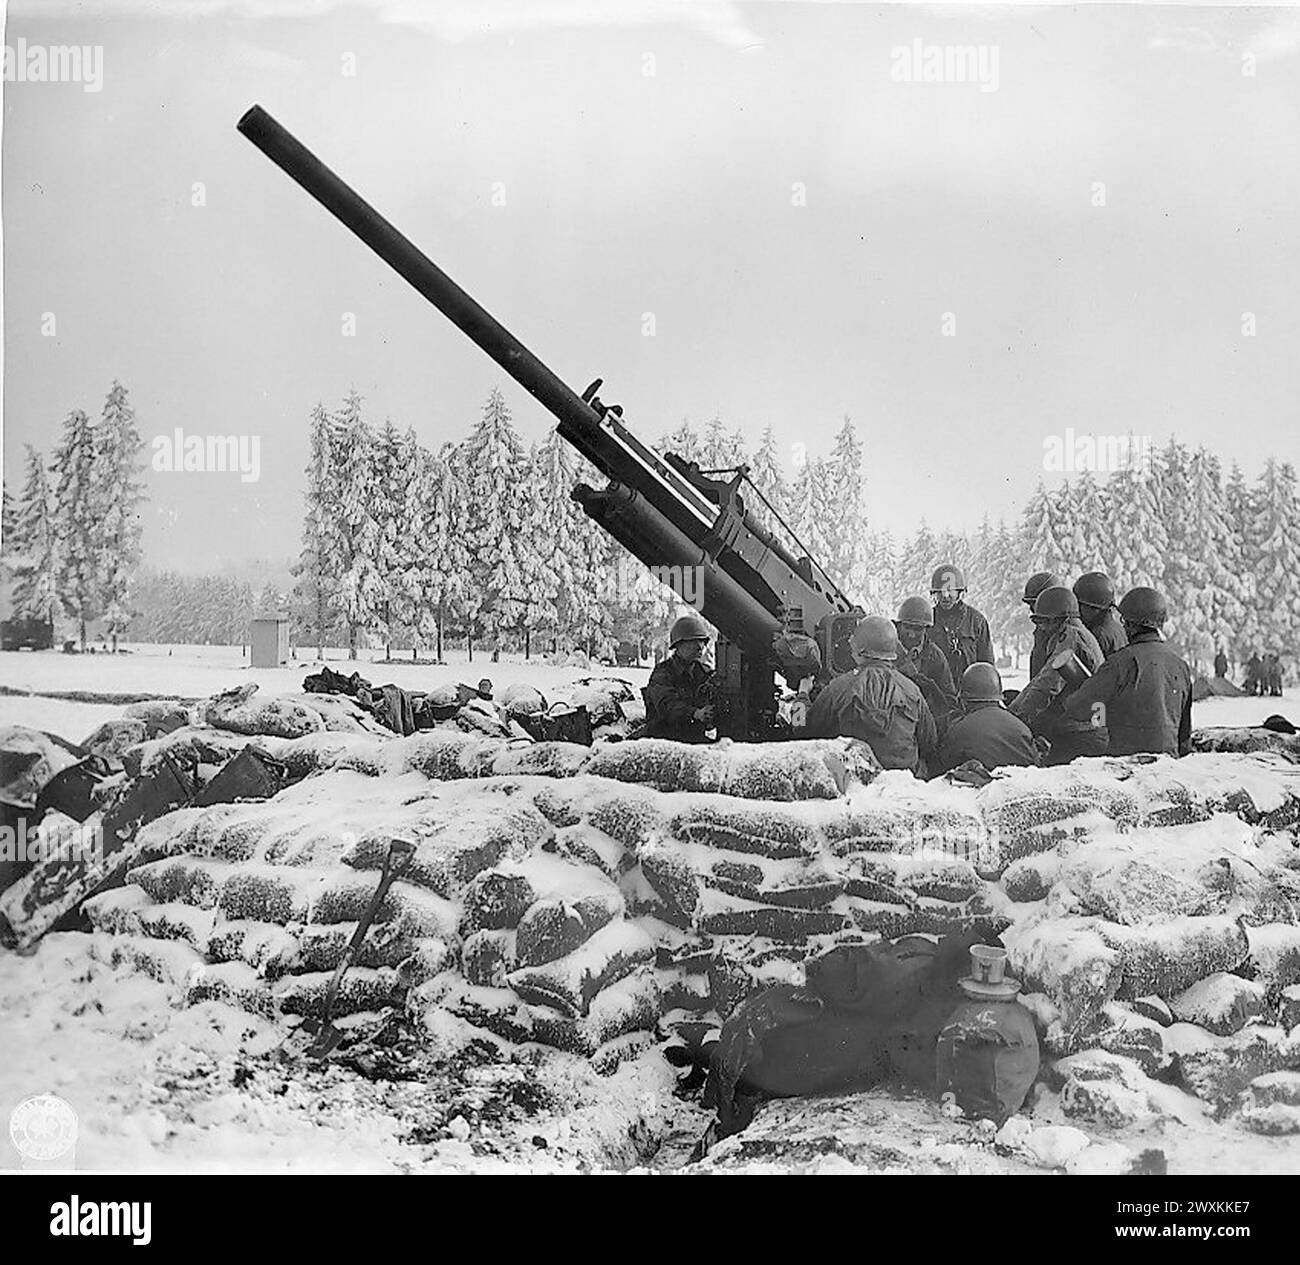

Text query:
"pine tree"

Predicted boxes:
[[823, 417, 869, 604], [369, 421, 417, 658], [788, 455, 832, 567], [0, 480, 16, 572], [292, 404, 343, 659], [459, 386, 528, 658], [747, 425, 791, 537], [700, 415, 744, 471], [10, 445, 61, 624], [1250, 459, 1300, 666], [1223, 462, 1259, 661], [428, 444, 471, 661], [332, 391, 384, 659], [94, 382, 146, 651], [1106, 442, 1167, 593], [1020, 479, 1070, 577], [897, 519, 938, 600], [51, 409, 101, 649]]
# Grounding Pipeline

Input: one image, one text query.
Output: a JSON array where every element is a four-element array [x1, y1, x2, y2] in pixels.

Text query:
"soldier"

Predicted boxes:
[[893, 595, 959, 738], [1023, 571, 1063, 677], [929, 565, 995, 685], [642, 614, 716, 743], [1009, 586, 1108, 764], [936, 663, 1040, 776], [1214, 646, 1229, 681], [806, 615, 937, 777], [1266, 651, 1284, 697], [1063, 587, 1193, 757], [1245, 650, 1262, 696], [1073, 571, 1128, 660]]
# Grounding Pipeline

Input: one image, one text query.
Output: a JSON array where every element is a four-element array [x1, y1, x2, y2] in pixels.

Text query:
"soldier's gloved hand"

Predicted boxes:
[[694, 706, 715, 726]]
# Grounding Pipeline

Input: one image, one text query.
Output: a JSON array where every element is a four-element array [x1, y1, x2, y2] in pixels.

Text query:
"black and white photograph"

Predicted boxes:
[[2, 0, 1299, 1203]]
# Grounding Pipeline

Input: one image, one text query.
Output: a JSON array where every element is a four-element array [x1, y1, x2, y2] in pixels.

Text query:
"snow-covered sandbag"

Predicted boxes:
[[1170, 973, 1269, 1035], [462, 929, 512, 987], [546, 823, 626, 881], [1245, 923, 1300, 991], [505, 920, 655, 1018], [0, 725, 83, 806], [289, 921, 427, 975], [583, 737, 879, 800], [122, 699, 194, 735], [396, 730, 505, 780], [124, 726, 267, 779], [1085, 1002, 1172, 1076], [128, 855, 233, 909], [203, 684, 325, 740], [1098, 915, 1250, 1000], [524, 965, 662, 1057], [217, 865, 317, 925], [489, 742, 592, 779], [135, 901, 216, 947], [267, 731, 387, 781], [1000, 853, 1061, 903], [1002, 914, 1123, 1032], [514, 888, 624, 968], [94, 934, 203, 988], [273, 966, 404, 1018], [279, 692, 392, 735], [81, 718, 149, 759], [668, 799, 821, 861], [703, 855, 843, 909], [82, 883, 153, 935], [187, 960, 276, 1017], [695, 885, 850, 940], [499, 684, 547, 716], [341, 802, 550, 899], [205, 918, 300, 977], [1238, 1071, 1300, 1135], [1057, 852, 1213, 926], [1058, 1050, 1163, 1129], [308, 871, 458, 940], [460, 870, 537, 934], [1175, 1025, 1300, 1114]]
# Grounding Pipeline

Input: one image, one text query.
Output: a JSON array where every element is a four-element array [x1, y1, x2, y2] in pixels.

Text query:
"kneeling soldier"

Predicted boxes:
[[643, 614, 716, 743]]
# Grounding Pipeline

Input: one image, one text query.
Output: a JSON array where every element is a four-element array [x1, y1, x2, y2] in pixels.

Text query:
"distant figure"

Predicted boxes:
[[1265, 652, 1284, 698], [642, 615, 715, 743], [936, 664, 1039, 776], [1213, 646, 1229, 681], [1064, 587, 1193, 757], [1245, 651, 1263, 696]]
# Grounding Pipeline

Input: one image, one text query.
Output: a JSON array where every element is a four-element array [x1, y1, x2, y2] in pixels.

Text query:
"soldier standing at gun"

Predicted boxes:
[[893, 596, 958, 738], [929, 565, 995, 685], [643, 614, 716, 743]]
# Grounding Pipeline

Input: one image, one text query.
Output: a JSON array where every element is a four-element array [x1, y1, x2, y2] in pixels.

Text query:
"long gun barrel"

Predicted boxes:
[[236, 105, 861, 732]]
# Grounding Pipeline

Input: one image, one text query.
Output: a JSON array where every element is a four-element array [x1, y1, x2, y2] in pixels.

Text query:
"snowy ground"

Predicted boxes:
[[1, 644, 1294, 747], [3, 644, 1299, 1174], [0, 644, 654, 744]]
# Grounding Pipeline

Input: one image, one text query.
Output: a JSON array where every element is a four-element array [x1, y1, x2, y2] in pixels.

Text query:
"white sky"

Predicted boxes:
[[3, 1, 1299, 572]]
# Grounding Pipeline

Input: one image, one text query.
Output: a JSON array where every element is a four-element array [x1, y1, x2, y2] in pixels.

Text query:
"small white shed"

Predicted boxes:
[[250, 616, 290, 668]]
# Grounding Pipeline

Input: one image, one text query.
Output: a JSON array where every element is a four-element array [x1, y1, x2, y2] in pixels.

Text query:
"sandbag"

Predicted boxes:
[[203, 684, 326, 740], [936, 997, 1040, 1123]]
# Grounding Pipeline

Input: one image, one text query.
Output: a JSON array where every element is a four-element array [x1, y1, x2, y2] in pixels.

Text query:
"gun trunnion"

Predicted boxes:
[[236, 104, 862, 738]]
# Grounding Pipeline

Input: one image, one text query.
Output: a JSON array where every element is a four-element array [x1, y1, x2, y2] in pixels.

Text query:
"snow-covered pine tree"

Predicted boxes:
[[428, 444, 471, 662], [788, 455, 832, 570], [1169, 448, 1237, 672], [1223, 462, 1259, 662], [51, 408, 101, 649], [0, 479, 15, 572], [700, 415, 744, 471], [1063, 471, 1108, 577], [255, 581, 283, 616], [824, 417, 869, 605], [1105, 442, 1168, 593], [1019, 479, 1070, 577], [291, 404, 343, 659], [94, 382, 146, 651], [459, 386, 528, 659], [10, 445, 61, 624], [369, 420, 417, 659], [747, 425, 791, 537], [1154, 437, 1194, 637], [991, 519, 1028, 665], [896, 519, 938, 601], [661, 419, 702, 465], [1249, 459, 1300, 671], [332, 391, 384, 659]]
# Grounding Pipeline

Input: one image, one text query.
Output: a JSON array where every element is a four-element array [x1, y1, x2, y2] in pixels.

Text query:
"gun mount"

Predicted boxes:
[[236, 105, 862, 738]]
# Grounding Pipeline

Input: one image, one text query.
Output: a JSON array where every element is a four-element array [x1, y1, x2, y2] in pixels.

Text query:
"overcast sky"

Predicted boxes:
[[3, 1, 1299, 573]]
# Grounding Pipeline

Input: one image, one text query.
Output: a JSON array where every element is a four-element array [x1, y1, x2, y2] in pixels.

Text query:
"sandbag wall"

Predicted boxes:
[[11, 691, 1300, 1124]]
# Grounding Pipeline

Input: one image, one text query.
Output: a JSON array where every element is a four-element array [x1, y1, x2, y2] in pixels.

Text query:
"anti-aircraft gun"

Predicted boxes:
[[236, 105, 864, 739]]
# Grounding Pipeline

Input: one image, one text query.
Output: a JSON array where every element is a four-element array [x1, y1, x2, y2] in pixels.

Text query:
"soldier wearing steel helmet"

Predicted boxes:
[[1063, 587, 1193, 756], [642, 613, 717, 742], [806, 614, 937, 775], [893, 595, 958, 739], [928, 565, 994, 685], [1009, 585, 1108, 764], [935, 663, 1040, 775], [1073, 570, 1128, 660], [1023, 570, 1063, 677]]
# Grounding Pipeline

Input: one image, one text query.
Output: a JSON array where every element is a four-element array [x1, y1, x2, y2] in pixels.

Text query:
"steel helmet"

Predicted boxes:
[[1033, 585, 1079, 620], [1073, 571, 1116, 609], [896, 595, 934, 627], [1023, 571, 1063, 605], [1118, 587, 1168, 630], [669, 613, 710, 646], [959, 662, 1004, 703], [930, 565, 965, 592], [850, 615, 899, 661]]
